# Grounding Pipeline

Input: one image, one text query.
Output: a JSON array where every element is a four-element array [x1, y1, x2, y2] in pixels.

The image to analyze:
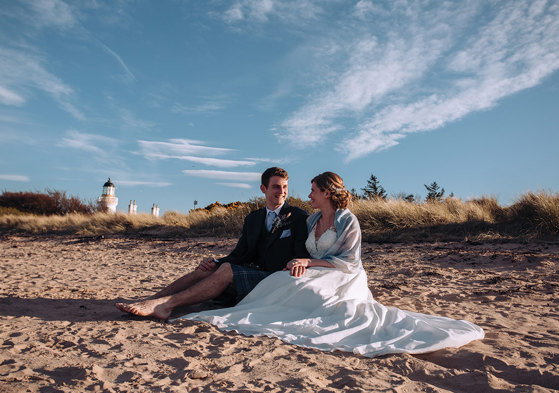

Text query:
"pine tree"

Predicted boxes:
[[362, 174, 387, 200], [424, 181, 445, 202]]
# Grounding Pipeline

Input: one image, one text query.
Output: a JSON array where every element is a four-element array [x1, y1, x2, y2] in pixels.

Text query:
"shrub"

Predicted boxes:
[[0, 189, 96, 215]]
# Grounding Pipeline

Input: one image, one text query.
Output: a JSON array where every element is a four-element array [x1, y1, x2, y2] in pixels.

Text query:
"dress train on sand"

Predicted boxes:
[[176, 210, 484, 358]]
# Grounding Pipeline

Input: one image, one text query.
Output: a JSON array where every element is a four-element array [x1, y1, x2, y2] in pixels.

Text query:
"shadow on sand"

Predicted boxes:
[[0, 296, 224, 322]]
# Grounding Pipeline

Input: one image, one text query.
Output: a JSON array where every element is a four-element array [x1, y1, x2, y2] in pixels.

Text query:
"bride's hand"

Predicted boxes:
[[285, 259, 309, 277], [285, 259, 309, 269]]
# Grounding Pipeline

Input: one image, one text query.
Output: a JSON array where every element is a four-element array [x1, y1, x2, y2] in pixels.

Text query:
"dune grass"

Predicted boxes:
[[360, 191, 559, 242], [1, 192, 558, 242]]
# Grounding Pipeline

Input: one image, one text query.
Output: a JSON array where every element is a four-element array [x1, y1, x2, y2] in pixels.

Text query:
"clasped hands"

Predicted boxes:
[[284, 258, 310, 277], [196, 257, 311, 277]]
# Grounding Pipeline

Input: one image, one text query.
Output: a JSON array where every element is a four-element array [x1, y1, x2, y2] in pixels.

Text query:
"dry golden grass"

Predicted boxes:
[[1, 191, 558, 242], [353, 191, 559, 242], [0, 213, 162, 236], [352, 196, 504, 241]]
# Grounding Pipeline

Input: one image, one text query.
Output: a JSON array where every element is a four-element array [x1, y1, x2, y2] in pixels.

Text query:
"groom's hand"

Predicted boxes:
[[197, 257, 217, 272]]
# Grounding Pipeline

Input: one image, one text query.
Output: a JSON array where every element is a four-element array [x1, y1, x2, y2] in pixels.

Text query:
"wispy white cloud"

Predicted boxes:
[[171, 95, 230, 115], [0, 129, 37, 145], [115, 180, 172, 187], [58, 130, 118, 157], [138, 139, 259, 170], [0, 86, 25, 106], [95, 39, 136, 82], [182, 170, 261, 182], [244, 156, 289, 165], [147, 154, 256, 168], [27, 0, 78, 30], [223, 0, 274, 23], [0, 46, 73, 97], [280, 31, 448, 145], [223, 4, 244, 23], [216, 182, 252, 189], [0, 114, 26, 124], [58, 101, 85, 121], [0, 1, 134, 122], [172, 102, 224, 114], [138, 139, 234, 160], [342, 0, 559, 160], [0, 174, 30, 182], [278, 2, 465, 148], [0, 45, 83, 119], [119, 109, 154, 129], [30, 0, 136, 83], [258, 81, 293, 111], [267, 1, 559, 161], [353, 0, 381, 20], [222, 0, 321, 25]]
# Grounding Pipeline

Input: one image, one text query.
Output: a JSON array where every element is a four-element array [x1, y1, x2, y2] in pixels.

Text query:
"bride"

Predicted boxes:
[[175, 172, 484, 357]]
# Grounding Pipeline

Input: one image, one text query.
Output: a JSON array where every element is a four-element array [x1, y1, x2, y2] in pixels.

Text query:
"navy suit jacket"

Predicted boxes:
[[218, 203, 309, 273]]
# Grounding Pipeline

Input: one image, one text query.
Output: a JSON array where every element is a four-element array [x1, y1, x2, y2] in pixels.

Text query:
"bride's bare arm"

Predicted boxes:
[[285, 258, 335, 277], [286, 258, 335, 269]]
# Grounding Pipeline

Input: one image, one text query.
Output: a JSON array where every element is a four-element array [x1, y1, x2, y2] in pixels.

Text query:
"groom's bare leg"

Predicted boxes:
[[115, 267, 215, 313], [148, 266, 217, 299], [116, 263, 234, 320], [115, 258, 218, 314]]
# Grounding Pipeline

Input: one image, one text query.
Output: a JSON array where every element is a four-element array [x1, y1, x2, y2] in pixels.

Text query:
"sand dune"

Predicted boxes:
[[1, 235, 558, 392]]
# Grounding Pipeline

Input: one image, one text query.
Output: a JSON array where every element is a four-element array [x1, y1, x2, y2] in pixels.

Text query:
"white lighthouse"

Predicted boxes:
[[97, 178, 118, 213]]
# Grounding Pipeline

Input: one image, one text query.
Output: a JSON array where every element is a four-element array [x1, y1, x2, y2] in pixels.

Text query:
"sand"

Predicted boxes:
[[1, 235, 558, 392]]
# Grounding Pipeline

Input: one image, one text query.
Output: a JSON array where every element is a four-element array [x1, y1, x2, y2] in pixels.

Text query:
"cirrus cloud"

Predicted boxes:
[[0, 174, 30, 182], [216, 182, 253, 189], [137, 139, 258, 168], [58, 130, 119, 161], [182, 169, 261, 182], [270, 0, 559, 161]]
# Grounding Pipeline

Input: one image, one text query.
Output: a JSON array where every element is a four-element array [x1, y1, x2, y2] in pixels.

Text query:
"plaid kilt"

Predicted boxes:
[[229, 264, 270, 302]]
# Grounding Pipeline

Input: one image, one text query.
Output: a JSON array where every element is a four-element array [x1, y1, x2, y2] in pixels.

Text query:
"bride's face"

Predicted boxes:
[[308, 182, 331, 210]]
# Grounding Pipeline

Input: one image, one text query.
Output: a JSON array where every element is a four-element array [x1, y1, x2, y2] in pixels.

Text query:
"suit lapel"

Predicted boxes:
[[266, 204, 290, 248]]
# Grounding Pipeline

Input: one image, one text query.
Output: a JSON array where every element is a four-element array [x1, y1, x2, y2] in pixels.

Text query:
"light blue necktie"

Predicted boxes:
[[267, 211, 277, 231]]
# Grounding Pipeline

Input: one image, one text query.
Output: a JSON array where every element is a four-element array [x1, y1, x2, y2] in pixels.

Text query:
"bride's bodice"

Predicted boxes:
[[305, 225, 337, 259]]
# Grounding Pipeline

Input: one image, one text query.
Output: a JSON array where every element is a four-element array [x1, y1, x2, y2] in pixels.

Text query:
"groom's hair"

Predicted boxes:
[[261, 167, 288, 188]]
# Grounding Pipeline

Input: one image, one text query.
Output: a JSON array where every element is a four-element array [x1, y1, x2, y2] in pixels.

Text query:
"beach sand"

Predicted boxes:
[[1, 235, 558, 392]]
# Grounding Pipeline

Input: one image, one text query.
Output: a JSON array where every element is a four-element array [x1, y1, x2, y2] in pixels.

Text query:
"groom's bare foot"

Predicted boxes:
[[115, 298, 173, 320]]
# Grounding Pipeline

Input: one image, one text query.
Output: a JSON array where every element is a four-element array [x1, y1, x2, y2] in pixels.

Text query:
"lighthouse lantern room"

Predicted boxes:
[[98, 178, 118, 213]]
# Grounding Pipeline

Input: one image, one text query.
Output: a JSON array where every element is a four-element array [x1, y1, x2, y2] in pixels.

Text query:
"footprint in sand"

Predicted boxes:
[[183, 349, 202, 357], [39, 366, 87, 386]]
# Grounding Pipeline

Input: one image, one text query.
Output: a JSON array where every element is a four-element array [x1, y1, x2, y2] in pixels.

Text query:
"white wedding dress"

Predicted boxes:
[[176, 210, 484, 357]]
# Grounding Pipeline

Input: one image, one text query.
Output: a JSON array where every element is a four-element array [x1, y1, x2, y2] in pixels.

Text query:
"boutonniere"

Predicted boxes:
[[271, 212, 292, 233]]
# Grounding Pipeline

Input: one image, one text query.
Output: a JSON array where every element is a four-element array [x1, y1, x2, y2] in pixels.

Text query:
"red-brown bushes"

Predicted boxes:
[[0, 189, 97, 215]]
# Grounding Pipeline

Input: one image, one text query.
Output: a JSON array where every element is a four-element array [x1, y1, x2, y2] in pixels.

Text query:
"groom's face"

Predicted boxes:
[[261, 176, 288, 210]]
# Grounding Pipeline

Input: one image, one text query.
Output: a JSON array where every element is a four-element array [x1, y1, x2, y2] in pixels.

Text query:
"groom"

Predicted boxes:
[[116, 167, 309, 320]]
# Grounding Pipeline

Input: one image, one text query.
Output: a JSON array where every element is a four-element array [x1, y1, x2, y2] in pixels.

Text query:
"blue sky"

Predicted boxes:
[[1, 0, 558, 214]]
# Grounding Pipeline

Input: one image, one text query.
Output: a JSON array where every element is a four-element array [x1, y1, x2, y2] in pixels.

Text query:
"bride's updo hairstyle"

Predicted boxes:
[[311, 171, 352, 210]]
